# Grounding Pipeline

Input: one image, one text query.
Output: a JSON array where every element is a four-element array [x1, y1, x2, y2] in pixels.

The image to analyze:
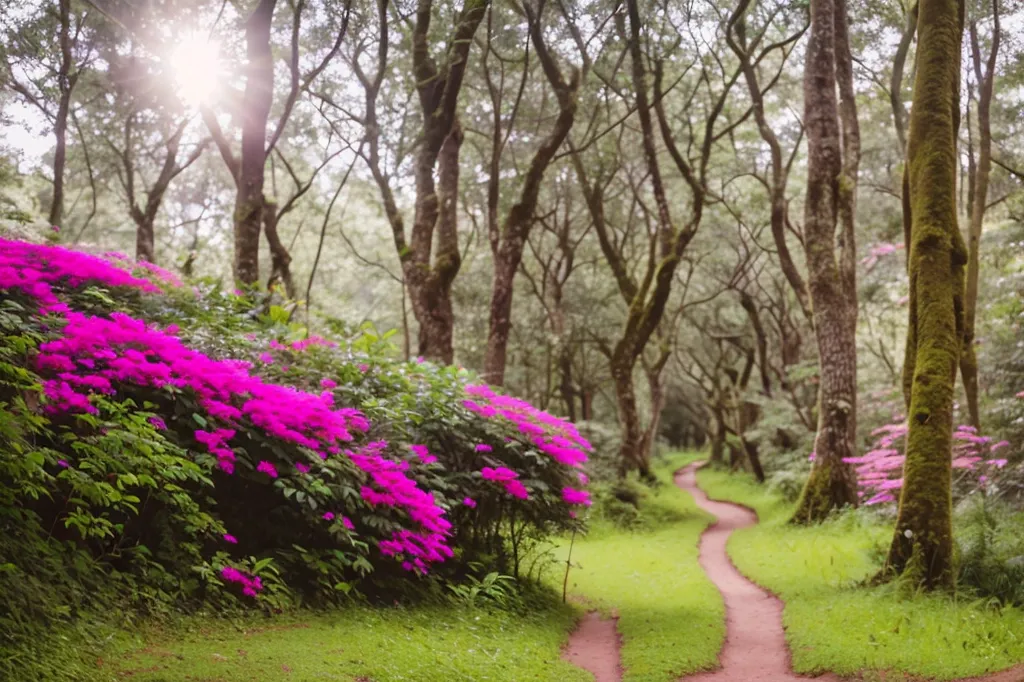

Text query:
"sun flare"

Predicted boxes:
[[169, 35, 221, 106]]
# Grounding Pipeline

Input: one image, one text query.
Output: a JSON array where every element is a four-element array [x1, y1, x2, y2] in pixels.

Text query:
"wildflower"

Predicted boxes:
[[323, 512, 335, 521], [320, 378, 337, 389], [256, 460, 278, 478], [463, 497, 477, 508], [258, 352, 274, 364], [295, 462, 310, 474], [474, 443, 492, 453], [342, 517, 354, 530], [223, 534, 238, 544], [57, 459, 69, 468], [148, 416, 167, 430]]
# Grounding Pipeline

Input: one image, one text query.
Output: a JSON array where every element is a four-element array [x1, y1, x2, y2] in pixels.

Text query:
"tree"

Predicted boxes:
[[886, 0, 966, 589], [202, 0, 351, 289], [1, 0, 93, 228], [790, 0, 861, 523], [959, 0, 1000, 431], [480, 0, 582, 386], [351, 0, 489, 364]]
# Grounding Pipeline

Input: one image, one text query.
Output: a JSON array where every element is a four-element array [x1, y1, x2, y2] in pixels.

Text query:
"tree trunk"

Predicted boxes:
[[887, 0, 965, 590], [135, 215, 156, 263], [791, 0, 860, 524], [959, 9, 999, 432], [482, 13, 578, 385], [233, 0, 277, 287], [612, 352, 648, 479], [263, 201, 297, 299], [709, 401, 726, 465], [49, 0, 74, 228]]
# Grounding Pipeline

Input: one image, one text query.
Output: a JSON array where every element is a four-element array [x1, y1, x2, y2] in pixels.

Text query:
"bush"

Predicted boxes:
[[0, 238, 594, 680], [956, 496, 1024, 605]]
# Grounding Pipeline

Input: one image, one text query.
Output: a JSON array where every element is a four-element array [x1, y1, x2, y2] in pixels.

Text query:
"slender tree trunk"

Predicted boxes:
[[233, 0, 276, 286], [887, 0, 966, 590], [263, 201, 297, 298], [709, 400, 726, 465], [482, 13, 578, 385], [791, 0, 860, 523], [49, 0, 74, 228], [959, 9, 999, 432]]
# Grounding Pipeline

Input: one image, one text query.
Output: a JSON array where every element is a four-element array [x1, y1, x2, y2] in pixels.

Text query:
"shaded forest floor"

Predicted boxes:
[[103, 453, 1024, 682]]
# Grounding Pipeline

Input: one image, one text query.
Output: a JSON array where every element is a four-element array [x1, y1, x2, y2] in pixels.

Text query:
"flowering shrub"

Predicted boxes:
[[0, 237, 591, 623], [844, 420, 1017, 505]]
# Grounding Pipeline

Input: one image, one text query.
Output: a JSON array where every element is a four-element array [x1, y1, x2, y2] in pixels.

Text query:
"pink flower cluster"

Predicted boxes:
[[35, 311, 369, 473], [860, 242, 904, 271], [0, 238, 159, 313], [843, 421, 1014, 505], [220, 566, 263, 598], [463, 384, 591, 469], [1, 238, 456, 576], [349, 442, 453, 569], [481, 466, 529, 499]]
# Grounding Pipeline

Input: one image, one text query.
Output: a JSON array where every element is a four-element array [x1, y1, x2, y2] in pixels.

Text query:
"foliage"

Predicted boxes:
[[0, 238, 592, 679]]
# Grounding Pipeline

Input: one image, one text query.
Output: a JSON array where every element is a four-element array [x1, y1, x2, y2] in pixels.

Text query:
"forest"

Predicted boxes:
[[1, 0, 1023, 680]]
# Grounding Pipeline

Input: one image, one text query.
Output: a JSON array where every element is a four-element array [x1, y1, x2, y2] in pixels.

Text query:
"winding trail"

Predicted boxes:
[[674, 462, 839, 682], [563, 461, 1024, 682]]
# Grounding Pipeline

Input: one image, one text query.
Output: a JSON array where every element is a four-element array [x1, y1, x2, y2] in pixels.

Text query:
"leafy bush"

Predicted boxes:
[[0, 238, 593, 679], [956, 497, 1024, 605]]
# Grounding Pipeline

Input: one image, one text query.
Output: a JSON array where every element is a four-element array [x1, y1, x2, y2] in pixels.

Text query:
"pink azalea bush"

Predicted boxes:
[[0, 237, 591, 605], [844, 420, 1017, 505]]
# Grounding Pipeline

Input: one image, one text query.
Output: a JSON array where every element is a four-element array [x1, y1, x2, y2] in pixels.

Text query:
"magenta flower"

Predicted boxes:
[[562, 487, 592, 506], [256, 460, 278, 478], [322, 511, 335, 521], [57, 459, 69, 468], [320, 378, 337, 389], [148, 416, 167, 430], [463, 497, 477, 508], [474, 443, 492, 453], [258, 352, 274, 364], [410, 444, 438, 464], [295, 462, 310, 474], [223, 533, 238, 544], [342, 516, 354, 530]]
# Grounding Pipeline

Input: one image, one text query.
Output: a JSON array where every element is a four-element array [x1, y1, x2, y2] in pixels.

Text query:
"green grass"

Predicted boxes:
[[697, 467, 1024, 680], [104, 604, 589, 681], [549, 451, 723, 682]]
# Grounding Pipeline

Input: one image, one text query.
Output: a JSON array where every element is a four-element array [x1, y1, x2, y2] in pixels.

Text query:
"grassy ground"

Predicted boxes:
[[550, 451, 723, 682], [104, 603, 589, 682], [697, 467, 1024, 680]]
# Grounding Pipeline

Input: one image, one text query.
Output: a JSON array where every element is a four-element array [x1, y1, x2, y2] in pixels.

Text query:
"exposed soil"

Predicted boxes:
[[562, 610, 621, 682]]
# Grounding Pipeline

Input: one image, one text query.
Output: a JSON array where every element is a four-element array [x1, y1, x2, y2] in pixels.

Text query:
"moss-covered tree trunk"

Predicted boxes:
[[886, 0, 966, 590], [791, 0, 860, 523]]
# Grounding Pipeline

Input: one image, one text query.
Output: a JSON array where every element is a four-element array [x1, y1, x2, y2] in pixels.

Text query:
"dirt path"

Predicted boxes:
[[562, 461, 1024, 682], [674, 462, 840, 682], [561, 610, 621, 682]]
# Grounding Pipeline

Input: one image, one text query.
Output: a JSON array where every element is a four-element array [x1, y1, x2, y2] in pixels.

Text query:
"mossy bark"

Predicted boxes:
[[886, 0, 966, 590], [791, 0, 860, 523]]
